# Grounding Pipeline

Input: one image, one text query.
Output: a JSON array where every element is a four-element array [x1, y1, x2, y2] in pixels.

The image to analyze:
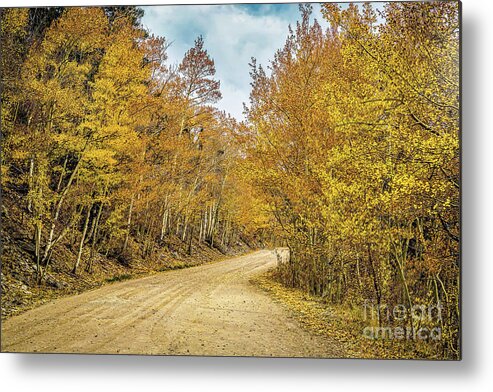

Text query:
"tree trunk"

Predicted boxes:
[[42, 155, 83, 267], [73, 205, 91, 274], [367, 244, 382, 327], [182, 216, 188, 242], [56, 156, 68, 193], [122, 194, 135, 253], [27, 157, 34, 213], [187, 226, 194, 255], [87, 200, 104, 273], [199, 213, 204, 243], [160, 207, 169, 241], [34, 220, 42, 282]]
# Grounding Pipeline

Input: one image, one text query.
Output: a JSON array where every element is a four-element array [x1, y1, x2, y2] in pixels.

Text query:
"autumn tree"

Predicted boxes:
[[244, 2, 459, 359]]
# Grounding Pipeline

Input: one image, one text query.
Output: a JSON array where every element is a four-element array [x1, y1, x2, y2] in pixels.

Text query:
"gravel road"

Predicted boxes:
[[1, 250, 343, 357]]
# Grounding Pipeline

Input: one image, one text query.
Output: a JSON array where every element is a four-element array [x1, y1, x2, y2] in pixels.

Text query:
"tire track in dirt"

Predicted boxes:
[[1, 250, 344, 357]]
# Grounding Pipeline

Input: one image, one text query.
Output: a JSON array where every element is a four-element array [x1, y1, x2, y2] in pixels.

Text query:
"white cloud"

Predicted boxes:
[[142, 4, 322, 121]]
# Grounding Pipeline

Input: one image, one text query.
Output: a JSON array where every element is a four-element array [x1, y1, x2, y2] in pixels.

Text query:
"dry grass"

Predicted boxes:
[[251, 270, 446, 360]]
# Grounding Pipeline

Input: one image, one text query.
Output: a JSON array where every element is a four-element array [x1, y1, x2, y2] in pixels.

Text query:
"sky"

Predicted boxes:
[[141, 3, 328, 121]]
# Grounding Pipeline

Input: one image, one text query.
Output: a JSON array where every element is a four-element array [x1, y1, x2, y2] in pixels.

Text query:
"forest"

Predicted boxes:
[[1, 2, 460, 359]]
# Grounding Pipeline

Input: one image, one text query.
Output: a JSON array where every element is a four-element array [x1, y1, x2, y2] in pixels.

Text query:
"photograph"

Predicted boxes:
[[1, 1, 460, 360]]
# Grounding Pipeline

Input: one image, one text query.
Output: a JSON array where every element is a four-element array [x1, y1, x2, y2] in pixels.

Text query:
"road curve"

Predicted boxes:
[[1, 250, 342, 357]]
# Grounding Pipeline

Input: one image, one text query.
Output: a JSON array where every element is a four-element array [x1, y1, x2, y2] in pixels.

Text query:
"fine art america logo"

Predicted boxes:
[[362, 301, 443, 341]]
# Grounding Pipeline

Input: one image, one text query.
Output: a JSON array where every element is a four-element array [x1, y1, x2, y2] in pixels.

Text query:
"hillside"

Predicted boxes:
[[1, 192, 249, 319]]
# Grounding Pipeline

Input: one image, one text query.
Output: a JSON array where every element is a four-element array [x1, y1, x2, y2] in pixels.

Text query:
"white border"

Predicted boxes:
[[1, 1, 492, 391]]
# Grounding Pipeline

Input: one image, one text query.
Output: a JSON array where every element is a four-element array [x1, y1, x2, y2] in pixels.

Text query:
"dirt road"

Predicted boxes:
[[1, 250, 343, 357]]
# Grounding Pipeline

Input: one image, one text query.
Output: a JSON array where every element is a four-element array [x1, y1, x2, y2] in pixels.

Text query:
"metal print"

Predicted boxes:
[[0, 1, 461, 359]]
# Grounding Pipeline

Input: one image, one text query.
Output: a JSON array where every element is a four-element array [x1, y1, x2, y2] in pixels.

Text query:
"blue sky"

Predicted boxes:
[[141, 3, 328, 121]]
